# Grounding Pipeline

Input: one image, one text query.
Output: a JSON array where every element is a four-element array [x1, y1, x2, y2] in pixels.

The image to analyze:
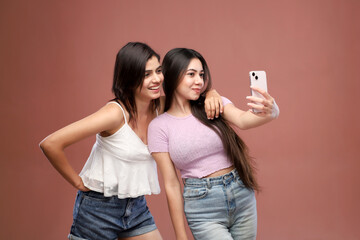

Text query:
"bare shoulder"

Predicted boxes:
[[98, 101, 127, 130], [102, 101, 124, 117]]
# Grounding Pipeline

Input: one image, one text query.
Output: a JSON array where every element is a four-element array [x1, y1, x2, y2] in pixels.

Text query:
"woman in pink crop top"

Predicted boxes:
[[148, 48, 279, 240], [39, 42, 222, 240]]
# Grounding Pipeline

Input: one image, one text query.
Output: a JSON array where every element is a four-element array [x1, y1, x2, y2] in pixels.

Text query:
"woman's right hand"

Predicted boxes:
[[205, 89, 223, 119], [75, 176, 90, 192]]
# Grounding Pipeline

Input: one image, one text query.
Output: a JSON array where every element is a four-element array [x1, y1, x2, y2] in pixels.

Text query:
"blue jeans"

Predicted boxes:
[[183, 169, 257, 240], [68, 191, 157, 240]]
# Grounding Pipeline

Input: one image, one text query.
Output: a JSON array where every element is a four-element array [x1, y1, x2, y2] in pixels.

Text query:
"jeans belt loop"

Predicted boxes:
[[231, 169, 236, 179], [223, 176, 227, 186], [206, 178, 211, 189]]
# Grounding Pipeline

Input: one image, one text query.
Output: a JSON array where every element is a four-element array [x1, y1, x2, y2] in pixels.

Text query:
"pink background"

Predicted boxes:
[[1, 0, 359, 239]]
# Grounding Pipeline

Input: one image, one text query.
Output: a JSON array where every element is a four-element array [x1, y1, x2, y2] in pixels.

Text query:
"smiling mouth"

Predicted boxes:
[[149, 86, 160, 90]]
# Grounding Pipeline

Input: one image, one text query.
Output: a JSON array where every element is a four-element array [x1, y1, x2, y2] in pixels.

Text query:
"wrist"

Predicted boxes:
[[271, 99, 280, 119], [73, 176, 84, 190], [206, 89, 216, 95]]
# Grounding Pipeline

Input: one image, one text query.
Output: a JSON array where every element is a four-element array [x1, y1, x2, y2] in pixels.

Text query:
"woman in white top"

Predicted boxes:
[[40, 42, 221, 240]]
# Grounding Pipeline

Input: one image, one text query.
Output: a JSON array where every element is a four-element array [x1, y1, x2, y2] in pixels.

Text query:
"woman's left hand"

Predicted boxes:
[[246, 86, 280, 119], [205, 89, 223, 119]]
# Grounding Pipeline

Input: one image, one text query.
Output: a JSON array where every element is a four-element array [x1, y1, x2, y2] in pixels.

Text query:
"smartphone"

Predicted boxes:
[[249, 70, 268, 113]]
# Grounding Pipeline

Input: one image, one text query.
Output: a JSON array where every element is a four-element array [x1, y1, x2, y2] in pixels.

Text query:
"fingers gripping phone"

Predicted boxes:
[[249, 70, 268, 113]]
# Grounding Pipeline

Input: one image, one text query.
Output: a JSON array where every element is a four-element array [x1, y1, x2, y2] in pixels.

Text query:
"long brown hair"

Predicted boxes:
[[112, 42, 160, 123], [162, 48, 259, 191]]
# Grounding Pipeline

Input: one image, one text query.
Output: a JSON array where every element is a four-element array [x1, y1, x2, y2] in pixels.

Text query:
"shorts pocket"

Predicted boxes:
[[72, 192, 83, 221], [183, 186, 208, 200]]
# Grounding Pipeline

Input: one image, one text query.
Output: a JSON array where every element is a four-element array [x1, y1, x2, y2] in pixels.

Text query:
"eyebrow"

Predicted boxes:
[[187, 69, 204, 72], [145, 66, 162, 72]]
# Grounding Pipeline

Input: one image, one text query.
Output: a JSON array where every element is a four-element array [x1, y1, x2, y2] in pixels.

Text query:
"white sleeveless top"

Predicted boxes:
[[79, 102, 160, 198]]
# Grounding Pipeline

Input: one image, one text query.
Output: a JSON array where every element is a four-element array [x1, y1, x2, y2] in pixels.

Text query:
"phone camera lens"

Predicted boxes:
[[255, 76, 258, 80], [252, 72, 255, 76]]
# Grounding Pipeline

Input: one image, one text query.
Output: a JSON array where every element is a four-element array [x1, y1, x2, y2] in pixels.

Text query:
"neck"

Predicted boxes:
[[134, 96, 153, 119], [168, 95, 191, 117]]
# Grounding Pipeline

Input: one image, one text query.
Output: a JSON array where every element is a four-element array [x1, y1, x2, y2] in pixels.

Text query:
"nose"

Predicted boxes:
[[194, 74, 203, 86], [153, 77, 160, 83], [153, 72, 163, 83]]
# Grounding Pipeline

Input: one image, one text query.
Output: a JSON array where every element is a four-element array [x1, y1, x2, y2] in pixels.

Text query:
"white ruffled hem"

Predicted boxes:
[[81, 174, 160, 198]]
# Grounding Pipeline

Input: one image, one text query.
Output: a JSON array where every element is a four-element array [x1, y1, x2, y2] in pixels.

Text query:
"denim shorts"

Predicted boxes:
[[183, 169, 257, 240], [68, 190, 157, 240]]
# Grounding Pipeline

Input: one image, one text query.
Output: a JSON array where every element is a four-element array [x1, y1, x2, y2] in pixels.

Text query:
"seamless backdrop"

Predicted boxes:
[[1, 0, 359, 239]]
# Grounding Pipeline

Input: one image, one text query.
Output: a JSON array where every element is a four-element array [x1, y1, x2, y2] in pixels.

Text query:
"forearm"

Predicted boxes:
[[40, 140, 83, 189], [223, 96, 279, 130], [237, 110, 275, 130], [165, 183, 188, 240]]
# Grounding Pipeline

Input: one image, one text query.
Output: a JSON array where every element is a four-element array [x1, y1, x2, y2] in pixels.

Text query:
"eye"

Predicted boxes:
[[145, 72, 150, 78], [156, 68, 162, 74], [200, 73, 205, 78], [187, 72, 195, 77]]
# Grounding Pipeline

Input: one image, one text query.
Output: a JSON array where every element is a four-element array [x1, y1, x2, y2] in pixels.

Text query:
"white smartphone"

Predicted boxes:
[[249, 70, 268, 113]]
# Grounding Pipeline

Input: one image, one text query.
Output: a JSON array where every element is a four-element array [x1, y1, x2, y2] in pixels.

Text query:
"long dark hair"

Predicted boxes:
[[112, 42, 160, 123], [162, 48, 259, 191]]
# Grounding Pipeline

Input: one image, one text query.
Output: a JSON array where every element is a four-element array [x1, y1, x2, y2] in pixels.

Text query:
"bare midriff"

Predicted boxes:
[[203, 165, 235, 178]]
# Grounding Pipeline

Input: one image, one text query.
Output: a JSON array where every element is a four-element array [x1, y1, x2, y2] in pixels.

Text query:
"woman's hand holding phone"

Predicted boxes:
[[247, 71, 279, 119], [246, 87, 279, 119]]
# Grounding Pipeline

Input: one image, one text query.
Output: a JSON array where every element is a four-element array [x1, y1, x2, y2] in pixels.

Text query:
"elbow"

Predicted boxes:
[[39, 135, 58, 155], [39, 137, 49, 152]]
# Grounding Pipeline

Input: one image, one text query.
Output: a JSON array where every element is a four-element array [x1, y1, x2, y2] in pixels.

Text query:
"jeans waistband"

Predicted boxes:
[[183, 169, 238, 187]]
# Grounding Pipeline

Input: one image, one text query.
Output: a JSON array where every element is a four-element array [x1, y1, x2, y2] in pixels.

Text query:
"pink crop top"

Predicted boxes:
[[147, 96, 233, 178]]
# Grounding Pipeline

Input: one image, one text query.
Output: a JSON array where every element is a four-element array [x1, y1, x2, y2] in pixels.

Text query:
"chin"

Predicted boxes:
[[151, 93, 161, 100], [189, 95, 200, 101]]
